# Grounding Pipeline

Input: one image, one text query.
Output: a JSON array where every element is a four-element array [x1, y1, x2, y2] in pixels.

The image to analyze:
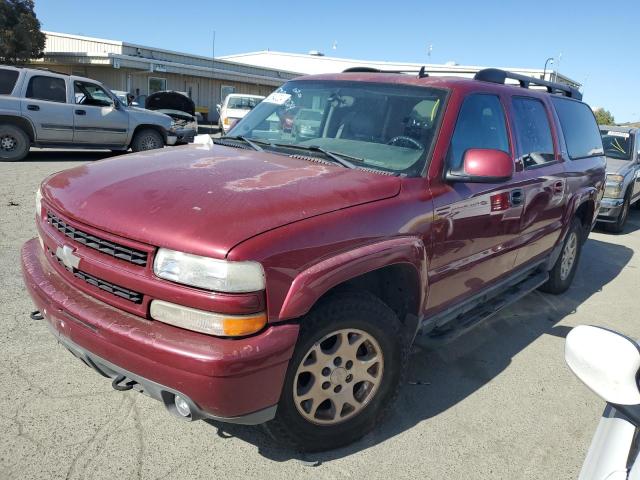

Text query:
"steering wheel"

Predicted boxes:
[[387, 136, 423, 150]]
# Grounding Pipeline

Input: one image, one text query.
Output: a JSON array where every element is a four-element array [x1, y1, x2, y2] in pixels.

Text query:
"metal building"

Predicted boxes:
[[33, 32, 299, 120]]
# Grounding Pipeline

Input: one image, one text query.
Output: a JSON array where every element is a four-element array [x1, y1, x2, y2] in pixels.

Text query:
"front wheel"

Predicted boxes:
[[604, 192, 631, 233], [130, 129, 164, 152], [264, 291, 408, 452], [539, 217, 584, 294]]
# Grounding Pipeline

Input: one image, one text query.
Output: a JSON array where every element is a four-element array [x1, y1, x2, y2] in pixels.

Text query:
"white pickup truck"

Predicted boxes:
[[0, 66, 178, 161]]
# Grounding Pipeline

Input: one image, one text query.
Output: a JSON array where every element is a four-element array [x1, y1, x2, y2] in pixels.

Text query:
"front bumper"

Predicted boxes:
[[165, 134, 178, 146], [21, 238, 299, 424], [174, 128, 196, 144], [597, 197, 624, 222]]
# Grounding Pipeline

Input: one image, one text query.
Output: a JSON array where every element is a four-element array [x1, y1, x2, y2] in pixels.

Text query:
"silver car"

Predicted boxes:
[[0, 65, 178, 161], [598, 126, 640, 232]]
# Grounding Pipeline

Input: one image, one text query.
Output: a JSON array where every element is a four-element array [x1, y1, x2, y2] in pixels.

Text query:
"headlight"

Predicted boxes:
[[153, 248, 265, 293], [150, 300, 266, 337], [35, 187, 42, 217], [604, 174, 624, 198]]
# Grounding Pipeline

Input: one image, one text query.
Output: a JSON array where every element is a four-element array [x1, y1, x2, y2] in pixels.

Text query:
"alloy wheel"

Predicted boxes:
[[560, 231, 578, 281], [293, 328, 384, 425], [0, 134, 17, 152]]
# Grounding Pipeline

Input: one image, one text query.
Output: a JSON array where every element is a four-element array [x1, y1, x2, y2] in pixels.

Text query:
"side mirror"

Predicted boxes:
[[216, 104, 221, 113], [566, 325, 640, 405], [445, 148, 513, 183], [126, 93, 135, 106]]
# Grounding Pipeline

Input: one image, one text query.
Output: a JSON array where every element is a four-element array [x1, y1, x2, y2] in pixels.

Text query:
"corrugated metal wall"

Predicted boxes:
[[45, 33, 122, 55]]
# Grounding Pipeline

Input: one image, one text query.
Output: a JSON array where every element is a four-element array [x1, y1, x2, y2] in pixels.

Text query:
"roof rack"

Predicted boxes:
[[474, 68, 582, 100], [343, 66, 428, 78]]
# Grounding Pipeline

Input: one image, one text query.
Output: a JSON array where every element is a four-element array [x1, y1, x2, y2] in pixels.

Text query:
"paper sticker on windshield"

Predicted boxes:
[[607, 131, 629, 138], [264, 92, 292, 105]]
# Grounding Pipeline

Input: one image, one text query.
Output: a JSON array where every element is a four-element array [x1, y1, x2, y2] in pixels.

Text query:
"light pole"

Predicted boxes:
[[543, 57, 554, 81]]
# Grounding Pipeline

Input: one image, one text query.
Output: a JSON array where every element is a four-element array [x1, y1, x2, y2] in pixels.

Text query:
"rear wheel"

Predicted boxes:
[[131, 129, 164, 152], [0, 124, 30, 161], [604, 191, 631, 233], [264, 291, 407, 452], [539, 217, 584, 294]]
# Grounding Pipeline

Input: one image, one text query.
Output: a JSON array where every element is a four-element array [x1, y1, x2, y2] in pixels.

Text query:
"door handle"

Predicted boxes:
[[75, 109, 86, 115], [27, 104, 40, 111], [510, 188, 524, 206]]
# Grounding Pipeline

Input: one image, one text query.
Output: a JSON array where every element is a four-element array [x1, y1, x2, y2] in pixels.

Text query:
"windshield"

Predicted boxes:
[[601, 130, 634, 160], [227, 96, 262, 110], [229, 80, 448, 175]]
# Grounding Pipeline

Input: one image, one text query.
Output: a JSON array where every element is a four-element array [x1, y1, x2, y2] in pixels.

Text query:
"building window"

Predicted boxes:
[[149, 77, 166, 94], [221, 85, 235, 102]]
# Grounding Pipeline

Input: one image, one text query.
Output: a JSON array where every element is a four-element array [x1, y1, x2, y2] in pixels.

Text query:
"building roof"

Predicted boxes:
[[220, 50, 581, 88]]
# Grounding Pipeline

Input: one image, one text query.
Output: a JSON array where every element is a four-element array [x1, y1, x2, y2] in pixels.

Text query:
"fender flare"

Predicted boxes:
[[278, 237, 428, 321]]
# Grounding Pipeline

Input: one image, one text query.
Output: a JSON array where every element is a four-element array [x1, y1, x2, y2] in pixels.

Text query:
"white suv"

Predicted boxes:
[[217, 93, 264, 134], [0, 66, 178, 161]]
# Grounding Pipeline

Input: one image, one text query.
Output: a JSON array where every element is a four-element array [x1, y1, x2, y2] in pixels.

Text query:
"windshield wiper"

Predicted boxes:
[[219, 135, 263, 152], [265, 143, 360, 169]]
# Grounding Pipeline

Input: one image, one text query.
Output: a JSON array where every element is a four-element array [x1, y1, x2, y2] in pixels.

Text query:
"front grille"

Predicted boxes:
[[51, 252, 143, 304], [47, 211, 148, 267], [73, 269, 143, 304]]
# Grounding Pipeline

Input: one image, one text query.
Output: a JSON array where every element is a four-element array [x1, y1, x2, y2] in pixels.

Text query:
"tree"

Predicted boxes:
[[0, 0, 46, 65], [594, 108, 615, 126]]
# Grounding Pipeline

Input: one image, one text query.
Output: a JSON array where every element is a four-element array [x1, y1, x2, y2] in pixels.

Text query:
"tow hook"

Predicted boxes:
[[111, 374, 136, 391], [30, 310, 44, 320]]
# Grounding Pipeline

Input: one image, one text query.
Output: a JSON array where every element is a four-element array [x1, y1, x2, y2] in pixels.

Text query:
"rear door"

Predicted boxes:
[[20, 73, 74, 142], [426, 92, 522, 314], [72, 80, 129, 146], [508, 95, 567, 268]]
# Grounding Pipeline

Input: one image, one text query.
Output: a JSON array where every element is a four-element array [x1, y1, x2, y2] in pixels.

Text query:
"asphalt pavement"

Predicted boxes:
[[1, 148, 639, 479]]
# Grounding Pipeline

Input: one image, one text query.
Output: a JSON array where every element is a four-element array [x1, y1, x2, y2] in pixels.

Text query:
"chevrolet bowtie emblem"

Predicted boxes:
[[55, 244, 80, 270]]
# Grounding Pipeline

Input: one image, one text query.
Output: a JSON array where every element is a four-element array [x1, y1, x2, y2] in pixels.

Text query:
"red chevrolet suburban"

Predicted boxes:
[[21, 68, 605, 451]]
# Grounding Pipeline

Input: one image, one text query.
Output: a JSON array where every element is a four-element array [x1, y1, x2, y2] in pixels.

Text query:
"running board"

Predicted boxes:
[[415, 270, 549, 347]]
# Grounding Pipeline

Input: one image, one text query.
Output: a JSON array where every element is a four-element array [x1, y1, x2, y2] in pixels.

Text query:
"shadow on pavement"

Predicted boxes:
[[205, 234, 634, 464]]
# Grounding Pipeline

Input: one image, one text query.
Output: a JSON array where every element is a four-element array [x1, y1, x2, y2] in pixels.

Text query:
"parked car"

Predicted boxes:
[[111, 90, 134, 106], [22, 68, 605, 452], [597, 126, 640, 232], [566, 325, 640, 479], [292, 108, 323, 140], [0, 66, 179, 161], [217, 93, 264, 134], [145, 91, 197, 144]]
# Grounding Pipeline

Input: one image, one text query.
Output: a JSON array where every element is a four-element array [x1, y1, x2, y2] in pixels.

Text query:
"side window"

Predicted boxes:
[[26, 76, 67, 103], [512, 97, 555, 168], [74, 81, 113, 107], [0, 68, 19, 95], [448, 94, 510, 170], [551, 97, 603, 159]]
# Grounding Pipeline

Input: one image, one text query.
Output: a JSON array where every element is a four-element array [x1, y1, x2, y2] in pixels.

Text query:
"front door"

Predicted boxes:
[[20, 74, 74, 142], [72, 80, 129, 146], [507, 95, 567, 269], [426, 92, 522, 316]]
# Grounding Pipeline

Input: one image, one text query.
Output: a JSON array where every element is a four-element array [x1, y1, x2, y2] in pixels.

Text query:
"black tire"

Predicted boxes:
[[539, 217, 584, 294], [604, 191, 631, 233], [0, 124, 30, 161], [130, 129, 164, 152], [264, 290, 408, 452]]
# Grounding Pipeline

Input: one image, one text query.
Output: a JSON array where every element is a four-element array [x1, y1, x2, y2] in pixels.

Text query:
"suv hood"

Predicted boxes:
[[146, 91, 195, 116], [42, 145, 401, 258], [605, 157, 633, 175]]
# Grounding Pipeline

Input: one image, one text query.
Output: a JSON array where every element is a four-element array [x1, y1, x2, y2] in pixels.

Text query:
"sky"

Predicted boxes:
[[34, 0, 639, 123]]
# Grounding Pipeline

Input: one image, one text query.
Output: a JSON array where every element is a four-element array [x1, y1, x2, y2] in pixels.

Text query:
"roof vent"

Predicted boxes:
[[308, 50, 325, 56]]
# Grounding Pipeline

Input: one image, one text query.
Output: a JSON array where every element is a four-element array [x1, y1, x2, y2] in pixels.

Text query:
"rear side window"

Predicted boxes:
[[0, 69, 19, 94], [551, 97, 603, 159], [26, 75, 67, 103], [512, 97, 555, 168], [448, 94, 510, 169]]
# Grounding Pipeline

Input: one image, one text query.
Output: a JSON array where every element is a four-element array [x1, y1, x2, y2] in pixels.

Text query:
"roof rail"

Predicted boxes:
[[343, 66, 428, 78], [474, 68, 582, 100], [32, 67, 71, 76]]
